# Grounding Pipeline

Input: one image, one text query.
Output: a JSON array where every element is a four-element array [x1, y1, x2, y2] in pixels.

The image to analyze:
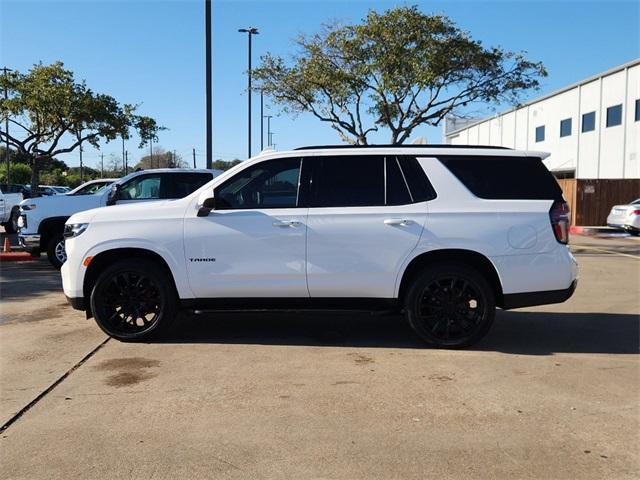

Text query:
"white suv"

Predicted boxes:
[[61, 146, 578, 348]]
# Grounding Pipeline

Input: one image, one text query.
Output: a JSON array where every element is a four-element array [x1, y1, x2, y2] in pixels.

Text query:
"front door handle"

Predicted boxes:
[[384, 218, 413, 226], [273, 220, 301, 228]]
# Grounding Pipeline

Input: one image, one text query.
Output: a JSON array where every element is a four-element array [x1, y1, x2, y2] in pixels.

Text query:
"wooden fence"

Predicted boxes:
[[556, 178, 640, 226]]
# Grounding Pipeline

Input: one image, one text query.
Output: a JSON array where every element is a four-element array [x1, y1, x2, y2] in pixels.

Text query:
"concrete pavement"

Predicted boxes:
[[0, 236, 638, 479]]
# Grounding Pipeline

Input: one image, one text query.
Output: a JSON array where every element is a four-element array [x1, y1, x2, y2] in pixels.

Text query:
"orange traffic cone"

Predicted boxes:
[[3, 237, 10, 253]]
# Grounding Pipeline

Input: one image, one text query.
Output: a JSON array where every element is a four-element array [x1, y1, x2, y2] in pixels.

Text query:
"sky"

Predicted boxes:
[[1, 0, 639, 170]]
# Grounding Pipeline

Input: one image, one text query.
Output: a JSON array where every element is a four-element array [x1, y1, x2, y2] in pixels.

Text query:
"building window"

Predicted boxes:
[[582, 111, 596, 132], [635, 99, 640, 122], [560, 118, 572, 137], [535, 125, 545, 142], [606, 104, 622, 127]]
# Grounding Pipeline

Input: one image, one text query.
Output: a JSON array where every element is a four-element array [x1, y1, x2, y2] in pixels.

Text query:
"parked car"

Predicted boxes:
[[0, 187, 23, 233], [66, 179, 117, 196], [62, 145, 578, 347], [19, 169, 222, 268], [0, 183, 32, 199], [37, 185, 59, 196], [52, 186, 72, 194], [606, 199, 640, 235]]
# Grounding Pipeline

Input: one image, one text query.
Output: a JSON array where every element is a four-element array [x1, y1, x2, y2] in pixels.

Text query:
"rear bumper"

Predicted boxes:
[[501, 279, 577, 310]]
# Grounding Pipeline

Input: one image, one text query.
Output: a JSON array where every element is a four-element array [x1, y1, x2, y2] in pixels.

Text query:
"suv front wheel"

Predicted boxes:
[[404, 263, 495, 348], [90, 259, 177, 341]]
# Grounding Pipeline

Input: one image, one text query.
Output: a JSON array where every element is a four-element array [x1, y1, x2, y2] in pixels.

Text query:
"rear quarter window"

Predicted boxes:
[[438, 156, 562, 200]]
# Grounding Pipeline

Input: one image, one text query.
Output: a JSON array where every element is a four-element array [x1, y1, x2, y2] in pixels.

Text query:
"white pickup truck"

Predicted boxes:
[[0, 187, 23, 234], [19, 169, 222, 268]]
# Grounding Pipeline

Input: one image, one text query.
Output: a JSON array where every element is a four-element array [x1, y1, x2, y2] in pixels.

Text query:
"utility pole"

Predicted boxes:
[[173, 149, 177, 168], [122, 136, 126, 174], [264, 115, 272, 146], [193, 148, 196, 168], [2, 67, 12, 185], [125, 151, 128, 174], [205, 0, 213, 169], [238, 27, 259, 159], [260, 90, 264, 151], [100, 153, 104, 177], [149, 139, 153, 168]]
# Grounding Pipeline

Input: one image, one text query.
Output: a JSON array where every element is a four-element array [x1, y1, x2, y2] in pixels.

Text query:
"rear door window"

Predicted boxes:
[[161, 172, 212, 198], [438, 156, 562, 200], [310, 156, 384, 207]]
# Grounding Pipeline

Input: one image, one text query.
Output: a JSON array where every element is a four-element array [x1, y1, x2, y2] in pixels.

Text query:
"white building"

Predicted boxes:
[[444, 59, 640, 179]]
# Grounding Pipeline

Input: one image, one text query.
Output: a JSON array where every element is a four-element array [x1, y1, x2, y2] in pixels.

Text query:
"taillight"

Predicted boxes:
[[631, 210, 640, 216], [550, 200, 571, 244]]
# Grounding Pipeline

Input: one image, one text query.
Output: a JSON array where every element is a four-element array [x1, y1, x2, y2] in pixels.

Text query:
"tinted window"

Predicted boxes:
[[560, 118, 572, 137], [311, 156, 384, 207], [215, 158, 301, 209], [582, 111, 596, 132], [606, 104, 622, 127], [635, 99, 640, 122], [438, 156, 563, 200], [535, 126, 545, 142], [386, 157, 412, 205], [398, 156, 437, 202], [119, 174, 161, 200], [163, 173, 212, 198]]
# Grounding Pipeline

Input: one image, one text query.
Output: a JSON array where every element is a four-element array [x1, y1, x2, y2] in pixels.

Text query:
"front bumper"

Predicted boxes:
[[18, 233, 41, 252], [65, 295, 86, 311]]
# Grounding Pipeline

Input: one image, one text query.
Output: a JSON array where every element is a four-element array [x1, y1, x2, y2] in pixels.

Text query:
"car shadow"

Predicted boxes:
[[156, 310, 639, 356], [0, 258, 61, 301]]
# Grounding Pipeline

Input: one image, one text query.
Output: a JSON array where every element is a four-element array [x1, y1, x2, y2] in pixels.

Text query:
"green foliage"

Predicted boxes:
[[254, 5, 547, 144], [0, 162, 32, 184], [212, 159, 242, 171]]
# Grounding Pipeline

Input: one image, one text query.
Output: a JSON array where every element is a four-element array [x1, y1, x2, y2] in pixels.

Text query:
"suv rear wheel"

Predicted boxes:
[[404, 263, 495, 348], [90, 259, 177, 341]]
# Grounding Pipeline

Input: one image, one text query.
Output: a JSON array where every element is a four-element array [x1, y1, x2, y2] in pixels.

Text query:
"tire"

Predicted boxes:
[[90, 259, 177, 342], [46, 233, 67, 269], [404, 263, 495, 348], [4, 208, 19, 234]]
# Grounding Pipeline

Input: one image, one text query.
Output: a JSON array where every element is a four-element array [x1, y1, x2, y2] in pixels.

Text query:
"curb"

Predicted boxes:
[[0, 252, 36, 262]]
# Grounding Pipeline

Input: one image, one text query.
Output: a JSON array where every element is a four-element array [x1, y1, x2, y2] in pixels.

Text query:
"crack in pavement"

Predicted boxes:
[[0, 337, 111, 434]]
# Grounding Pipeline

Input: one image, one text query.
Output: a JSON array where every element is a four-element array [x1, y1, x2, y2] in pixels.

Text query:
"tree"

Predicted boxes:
[[212, 159, 242, 170], [253, 6, 547, 144], [0, 163, 31, 184], [134, 148, 187, 170], [0, 62, 163, 191]]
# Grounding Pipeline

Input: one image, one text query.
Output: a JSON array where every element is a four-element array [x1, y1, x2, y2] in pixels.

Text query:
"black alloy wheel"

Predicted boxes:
[[47, 233, 67, 269], [405, 264, 495, 348], [90, 259, 176, 341]]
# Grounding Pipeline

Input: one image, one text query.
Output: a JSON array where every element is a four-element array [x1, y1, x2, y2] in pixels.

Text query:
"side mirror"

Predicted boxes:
[[197, 197, 217, 217], [106, 184, 120, 206]]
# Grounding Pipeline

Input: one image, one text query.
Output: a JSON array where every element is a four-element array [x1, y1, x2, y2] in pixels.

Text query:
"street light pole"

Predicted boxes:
[[264, 115, 273, 146], [238, 27, 258, 159], [2, 67, 12, 184], [205, 0, 213, 169], [260, 90, 264, 151]]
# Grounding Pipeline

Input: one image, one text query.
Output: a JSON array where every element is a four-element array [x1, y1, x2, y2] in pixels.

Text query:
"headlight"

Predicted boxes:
[[21, 204, 37, 210], [63, 223, 89, 238]]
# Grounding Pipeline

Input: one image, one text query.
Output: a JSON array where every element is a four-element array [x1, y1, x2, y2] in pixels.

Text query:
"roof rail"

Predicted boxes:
[[294, 144, 511, 151]]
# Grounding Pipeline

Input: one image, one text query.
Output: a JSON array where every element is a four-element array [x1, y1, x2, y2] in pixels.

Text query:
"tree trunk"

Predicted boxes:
[[30, 156, 41, 196]]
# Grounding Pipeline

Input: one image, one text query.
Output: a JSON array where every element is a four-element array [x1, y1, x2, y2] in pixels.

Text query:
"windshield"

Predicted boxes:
[[71, 181, 114, 195]]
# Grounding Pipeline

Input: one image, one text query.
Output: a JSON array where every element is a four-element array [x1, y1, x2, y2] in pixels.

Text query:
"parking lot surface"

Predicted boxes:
[[0, 235, 638, 479]]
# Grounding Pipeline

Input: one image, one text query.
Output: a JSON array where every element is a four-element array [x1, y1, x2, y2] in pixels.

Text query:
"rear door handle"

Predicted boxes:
[[273, 220, 301, 228], [384, 218, 413, 226]]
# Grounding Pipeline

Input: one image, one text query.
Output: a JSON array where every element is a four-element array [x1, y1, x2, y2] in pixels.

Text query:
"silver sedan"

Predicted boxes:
[[607, 198, 640, 235]]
